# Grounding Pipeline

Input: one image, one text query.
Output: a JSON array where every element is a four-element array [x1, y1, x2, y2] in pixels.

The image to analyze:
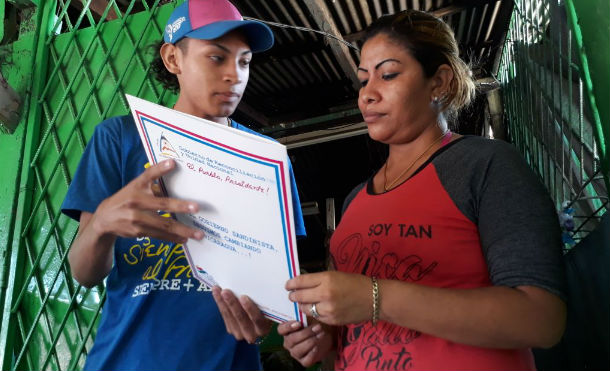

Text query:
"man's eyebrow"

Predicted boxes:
[[210, 43, 230, 53], [210, 43, 252, 56]]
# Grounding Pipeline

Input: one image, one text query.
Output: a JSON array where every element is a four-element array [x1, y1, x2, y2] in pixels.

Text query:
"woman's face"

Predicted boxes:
[[174, 31, 251, 122], [357, 33, 437, 144]]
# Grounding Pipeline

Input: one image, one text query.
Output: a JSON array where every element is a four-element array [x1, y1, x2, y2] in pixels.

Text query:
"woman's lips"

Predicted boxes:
[[362, 112, 385, 123]]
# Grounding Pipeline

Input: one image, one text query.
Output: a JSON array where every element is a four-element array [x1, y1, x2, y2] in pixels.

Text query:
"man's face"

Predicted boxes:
[[174, 31, 251, 123]]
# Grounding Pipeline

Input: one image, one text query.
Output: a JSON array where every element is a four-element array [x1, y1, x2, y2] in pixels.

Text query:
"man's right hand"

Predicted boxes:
[[68, 159, 203, 287], [90, 159, 204, 243]]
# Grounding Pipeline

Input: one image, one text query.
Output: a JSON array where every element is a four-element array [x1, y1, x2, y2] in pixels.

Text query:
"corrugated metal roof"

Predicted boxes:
[[227, 0, 513, 135]]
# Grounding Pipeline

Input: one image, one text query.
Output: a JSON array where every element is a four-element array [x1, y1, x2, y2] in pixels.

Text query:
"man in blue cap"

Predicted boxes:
[[61, 1, 306, 370]]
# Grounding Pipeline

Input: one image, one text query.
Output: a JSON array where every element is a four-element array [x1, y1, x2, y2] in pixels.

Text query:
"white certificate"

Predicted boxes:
[[126, 95, 305, 324]]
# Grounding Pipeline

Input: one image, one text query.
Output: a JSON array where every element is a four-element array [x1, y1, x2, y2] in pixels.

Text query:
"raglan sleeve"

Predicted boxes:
[[477, 141, 566, 300]]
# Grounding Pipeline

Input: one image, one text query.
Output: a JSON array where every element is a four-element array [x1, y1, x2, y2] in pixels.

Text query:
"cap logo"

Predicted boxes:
[[166, 16, 186, 42]]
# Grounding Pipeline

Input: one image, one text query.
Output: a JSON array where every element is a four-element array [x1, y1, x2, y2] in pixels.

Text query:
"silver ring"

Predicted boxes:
[[310, 303, 320, 318]]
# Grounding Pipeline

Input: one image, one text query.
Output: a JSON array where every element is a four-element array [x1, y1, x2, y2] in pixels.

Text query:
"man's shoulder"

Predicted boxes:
[[96, 114, 134, 129], [231, 120, 277, 142], [92, 114, 139, 142]]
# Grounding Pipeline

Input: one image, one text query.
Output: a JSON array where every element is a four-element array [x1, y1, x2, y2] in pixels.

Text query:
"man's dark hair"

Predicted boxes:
[[150, 39, 189, 93]]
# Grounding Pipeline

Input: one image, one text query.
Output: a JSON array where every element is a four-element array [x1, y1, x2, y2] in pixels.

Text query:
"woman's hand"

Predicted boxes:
[[286, 271, 373, 326], [212, 287, 272, 344], [278, 320, 335, 367]]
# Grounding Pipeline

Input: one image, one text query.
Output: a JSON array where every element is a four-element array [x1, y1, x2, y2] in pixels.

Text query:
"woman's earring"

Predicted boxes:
[[432, 96, 440, 105]]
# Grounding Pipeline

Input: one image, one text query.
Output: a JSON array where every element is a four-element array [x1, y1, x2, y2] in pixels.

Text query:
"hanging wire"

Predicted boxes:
[[243, 16, 360, 51]]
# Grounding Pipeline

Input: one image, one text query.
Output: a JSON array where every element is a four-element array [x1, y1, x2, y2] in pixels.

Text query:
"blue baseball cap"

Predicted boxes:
[[163, 0, 274, 53]]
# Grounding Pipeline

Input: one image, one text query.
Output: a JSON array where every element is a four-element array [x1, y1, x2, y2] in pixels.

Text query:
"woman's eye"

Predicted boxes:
[[359, 79, 368, 87], [210, 55, 224, 62], [240, 59, 251, 67], [382, 73, 398, 80]]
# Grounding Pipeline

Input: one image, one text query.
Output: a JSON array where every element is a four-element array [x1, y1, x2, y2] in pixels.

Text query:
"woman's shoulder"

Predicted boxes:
[[443, 135, 525, 166], [450, 135, 518, 153]]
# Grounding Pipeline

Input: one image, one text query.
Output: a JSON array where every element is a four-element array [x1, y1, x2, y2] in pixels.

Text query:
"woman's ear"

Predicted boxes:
[[160, 42, 181, 75], [431, 64, 454, 100]]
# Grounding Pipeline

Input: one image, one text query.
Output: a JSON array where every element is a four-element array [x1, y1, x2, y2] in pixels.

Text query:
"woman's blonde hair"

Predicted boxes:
[[362, 9, 475, 119]]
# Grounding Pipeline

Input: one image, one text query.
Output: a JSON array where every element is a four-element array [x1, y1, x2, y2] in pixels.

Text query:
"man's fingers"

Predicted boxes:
[[132, 212, 203, 241], [133, 194, 199, 215], [222, 289, 257, 342], [138, 159, 175, 186], [151, 182, 164, 197], [212, 287, 243, 339], [239, 295, 271, 336]]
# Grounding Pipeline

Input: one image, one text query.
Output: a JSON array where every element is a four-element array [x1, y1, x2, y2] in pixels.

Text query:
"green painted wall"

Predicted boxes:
[[0, 31, 35, 326]]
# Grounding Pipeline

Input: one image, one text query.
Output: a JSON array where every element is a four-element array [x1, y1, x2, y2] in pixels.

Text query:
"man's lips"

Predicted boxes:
[[215, 92, 240, 102]]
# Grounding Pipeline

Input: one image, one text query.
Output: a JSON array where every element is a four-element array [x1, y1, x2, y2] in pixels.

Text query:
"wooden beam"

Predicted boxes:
[[236, 101, 271, 127], [345, 5, 466, 42], [70, 0, 118, 21], [303, 0, 360, 90], [359, 0, 373, 26]]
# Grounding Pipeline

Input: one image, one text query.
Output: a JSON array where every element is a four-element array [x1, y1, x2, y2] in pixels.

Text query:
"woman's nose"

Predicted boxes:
[[360, 83, 379, 104]]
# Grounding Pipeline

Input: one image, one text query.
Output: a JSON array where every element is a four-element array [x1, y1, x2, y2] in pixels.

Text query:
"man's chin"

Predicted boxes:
[[217, 104, 238, 118]]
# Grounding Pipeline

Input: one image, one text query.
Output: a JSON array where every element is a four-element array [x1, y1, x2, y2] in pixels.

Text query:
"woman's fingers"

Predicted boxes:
[[285, 272, 324, 290], [283, 323, 321, 348], [277, 321, 302, 336], [281, 324, 329, 367]]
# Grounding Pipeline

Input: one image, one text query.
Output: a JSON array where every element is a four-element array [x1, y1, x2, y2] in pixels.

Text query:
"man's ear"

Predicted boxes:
[[160, 42, 181, 75], [431, 64, 454, 99]]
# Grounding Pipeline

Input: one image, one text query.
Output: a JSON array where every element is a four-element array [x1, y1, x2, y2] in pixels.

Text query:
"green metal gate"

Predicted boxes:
[[1, 1, 178, 370]]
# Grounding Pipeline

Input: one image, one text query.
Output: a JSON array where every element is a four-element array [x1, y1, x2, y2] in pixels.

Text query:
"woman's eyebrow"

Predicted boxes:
[[375, 58, 401, 69], [358, 58, 402, 73]]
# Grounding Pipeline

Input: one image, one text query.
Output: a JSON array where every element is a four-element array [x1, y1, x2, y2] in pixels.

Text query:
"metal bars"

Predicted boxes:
[[2, 1, 177, 370], [498, 0, 608, 249]]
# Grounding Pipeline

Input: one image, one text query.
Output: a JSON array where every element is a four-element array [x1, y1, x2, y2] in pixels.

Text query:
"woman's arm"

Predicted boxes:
[[379, 280, 565, 348], [287, 271, 566, 349]]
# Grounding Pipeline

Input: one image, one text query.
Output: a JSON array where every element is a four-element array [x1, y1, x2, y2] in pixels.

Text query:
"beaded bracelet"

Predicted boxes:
[[372, 276, 379, 326]]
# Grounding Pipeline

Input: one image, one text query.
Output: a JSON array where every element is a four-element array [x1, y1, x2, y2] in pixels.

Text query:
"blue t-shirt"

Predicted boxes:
[[62, 115, 306, 371]]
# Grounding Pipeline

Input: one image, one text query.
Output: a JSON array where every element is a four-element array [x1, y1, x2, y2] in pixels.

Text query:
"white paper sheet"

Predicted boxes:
[[127, 95, 305, 324]]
